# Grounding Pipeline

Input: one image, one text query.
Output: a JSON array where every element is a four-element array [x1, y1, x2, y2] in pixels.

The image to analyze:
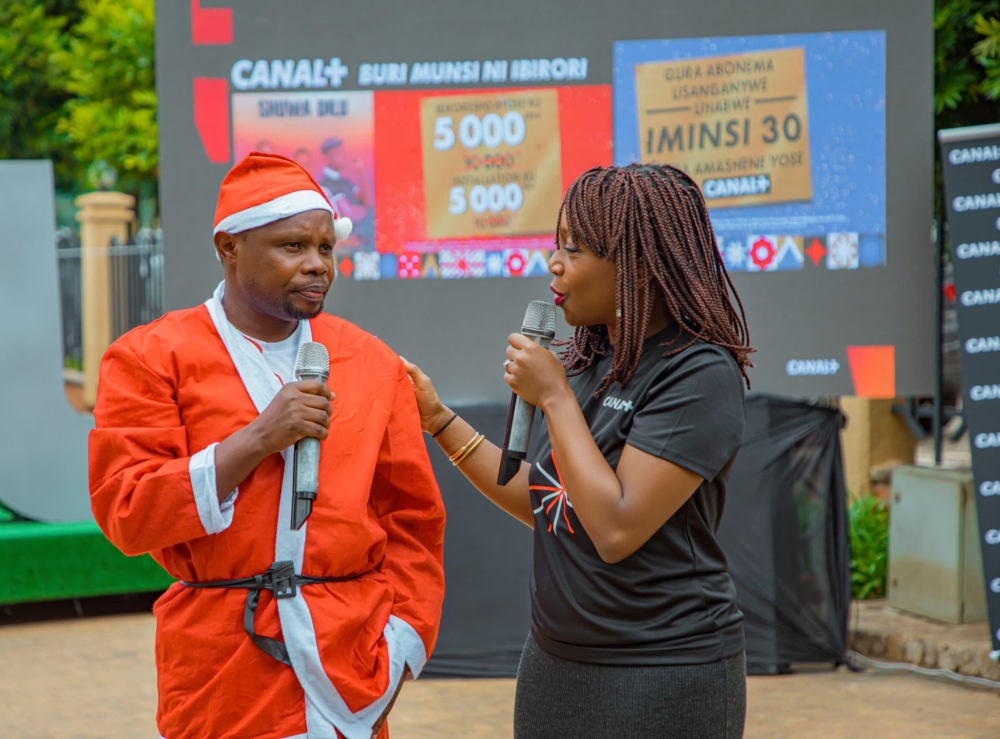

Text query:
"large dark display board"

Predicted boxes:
[[156, 0, 935, 403], [937, 123, 1000, 660]]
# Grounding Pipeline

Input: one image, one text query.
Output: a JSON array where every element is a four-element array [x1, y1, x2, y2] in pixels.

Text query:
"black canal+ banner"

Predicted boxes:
[[939, 123, 1000, 661]]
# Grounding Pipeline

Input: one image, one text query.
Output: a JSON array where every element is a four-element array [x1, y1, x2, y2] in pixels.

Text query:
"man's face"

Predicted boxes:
[[229, 210, 336, 321]]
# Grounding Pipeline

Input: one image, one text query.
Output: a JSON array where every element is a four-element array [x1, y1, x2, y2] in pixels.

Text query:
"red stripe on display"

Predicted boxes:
[[193, 78, 231, 164], [846, 345, 896, 399], [190, 0, 233, 45]]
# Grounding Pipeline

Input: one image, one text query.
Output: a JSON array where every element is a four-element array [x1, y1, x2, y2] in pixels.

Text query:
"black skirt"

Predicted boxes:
[[514, 633, 746, 739]]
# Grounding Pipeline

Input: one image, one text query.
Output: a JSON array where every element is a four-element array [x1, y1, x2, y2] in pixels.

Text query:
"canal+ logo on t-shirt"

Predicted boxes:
[[603, 396, 634, 413]]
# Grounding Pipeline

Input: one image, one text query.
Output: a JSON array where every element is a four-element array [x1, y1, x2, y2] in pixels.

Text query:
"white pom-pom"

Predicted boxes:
[[334, 216, 353, 242]]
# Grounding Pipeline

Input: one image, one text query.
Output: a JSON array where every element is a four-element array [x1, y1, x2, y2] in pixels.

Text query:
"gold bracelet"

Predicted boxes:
[[448, 432, 482, 463], [452, 434, 486, 466]]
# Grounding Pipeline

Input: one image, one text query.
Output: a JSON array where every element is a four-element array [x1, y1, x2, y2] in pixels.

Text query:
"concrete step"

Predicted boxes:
[[851, 599, 1000, 682]]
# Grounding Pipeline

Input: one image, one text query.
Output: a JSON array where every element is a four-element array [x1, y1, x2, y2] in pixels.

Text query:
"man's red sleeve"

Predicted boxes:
[[89, 341, 236, 556]]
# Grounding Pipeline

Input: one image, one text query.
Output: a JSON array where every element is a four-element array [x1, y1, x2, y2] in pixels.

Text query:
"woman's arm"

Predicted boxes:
[[504, 334, 704, 563], [403, 360, 534, 527]]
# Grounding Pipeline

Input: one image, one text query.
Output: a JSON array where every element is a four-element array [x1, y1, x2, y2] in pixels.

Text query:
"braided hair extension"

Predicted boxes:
[[557, 163, 754, 394]]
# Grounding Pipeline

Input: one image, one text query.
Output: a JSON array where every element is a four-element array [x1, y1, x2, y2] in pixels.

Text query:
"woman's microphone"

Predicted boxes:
[[497, 301, 557, 485]]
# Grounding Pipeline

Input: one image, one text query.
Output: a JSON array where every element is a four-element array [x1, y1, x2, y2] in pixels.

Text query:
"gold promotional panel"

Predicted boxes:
[[420, 89, 563, 239], [636, 47, 812, 208]]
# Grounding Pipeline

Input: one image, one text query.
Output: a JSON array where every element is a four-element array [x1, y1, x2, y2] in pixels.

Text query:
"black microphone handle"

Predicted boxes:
[[497, 328, 553, 486], [498, 391, 533, 485]]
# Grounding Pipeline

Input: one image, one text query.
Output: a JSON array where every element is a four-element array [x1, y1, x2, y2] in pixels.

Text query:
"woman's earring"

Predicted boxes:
[[616, 309, 622, 319]]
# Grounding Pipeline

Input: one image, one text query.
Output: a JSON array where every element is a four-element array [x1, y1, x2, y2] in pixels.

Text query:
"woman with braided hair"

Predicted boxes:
[[404, 163, 752, 738]]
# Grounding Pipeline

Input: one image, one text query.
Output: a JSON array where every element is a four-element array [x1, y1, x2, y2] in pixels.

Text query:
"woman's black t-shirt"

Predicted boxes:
[[527, 327, 746, 665]]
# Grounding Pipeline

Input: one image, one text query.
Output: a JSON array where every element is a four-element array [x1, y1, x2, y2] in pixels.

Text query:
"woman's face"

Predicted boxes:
[[548, 211, 618, 328]]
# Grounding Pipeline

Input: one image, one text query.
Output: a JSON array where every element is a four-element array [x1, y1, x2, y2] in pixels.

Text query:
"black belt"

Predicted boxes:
[[182, 560, 362, 667]]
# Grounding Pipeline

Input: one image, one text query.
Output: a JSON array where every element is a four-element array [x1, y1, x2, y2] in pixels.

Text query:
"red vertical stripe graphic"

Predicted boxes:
[[190, 0, 233, 45], [193, 78, 231, 164]]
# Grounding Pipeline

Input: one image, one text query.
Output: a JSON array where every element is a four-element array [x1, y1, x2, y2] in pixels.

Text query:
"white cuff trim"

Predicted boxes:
[[189, 443, 238, 535], [213, 190, 334, 235], [388, 615, 428, 679]]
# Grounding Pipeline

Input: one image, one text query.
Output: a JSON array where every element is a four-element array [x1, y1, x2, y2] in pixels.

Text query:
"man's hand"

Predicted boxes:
[[370, 666, 410, 738], [213, 380, 333, 501], [250, 380, 333, 455]]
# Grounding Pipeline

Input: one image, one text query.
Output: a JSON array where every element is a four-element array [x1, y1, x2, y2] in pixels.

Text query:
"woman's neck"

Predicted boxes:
[[607, 300, 671, 346]]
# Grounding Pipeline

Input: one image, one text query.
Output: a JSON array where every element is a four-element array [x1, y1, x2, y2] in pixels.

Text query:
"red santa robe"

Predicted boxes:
[[89, 281, 445, 739]]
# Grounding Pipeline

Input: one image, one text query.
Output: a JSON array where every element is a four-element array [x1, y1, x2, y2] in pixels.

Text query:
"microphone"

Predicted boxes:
[[291, 341, 330, 530], [497, 301, 557, 486]]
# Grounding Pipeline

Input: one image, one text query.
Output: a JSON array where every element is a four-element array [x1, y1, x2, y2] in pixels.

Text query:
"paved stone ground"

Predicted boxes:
[[1, 613, 998, 739]]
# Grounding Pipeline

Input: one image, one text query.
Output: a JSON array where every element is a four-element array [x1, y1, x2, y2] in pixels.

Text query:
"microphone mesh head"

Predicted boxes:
[[295, 341, 330, 380], [522, 300, 557, 336]]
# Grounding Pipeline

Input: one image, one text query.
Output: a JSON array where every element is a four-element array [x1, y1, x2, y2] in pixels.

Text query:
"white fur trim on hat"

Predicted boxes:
[[214, 190, 335, 235], [334, 216, 353, 242]]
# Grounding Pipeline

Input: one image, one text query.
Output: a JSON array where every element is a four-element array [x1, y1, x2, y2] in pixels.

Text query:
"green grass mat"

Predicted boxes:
[[0, 520, 175, 605]]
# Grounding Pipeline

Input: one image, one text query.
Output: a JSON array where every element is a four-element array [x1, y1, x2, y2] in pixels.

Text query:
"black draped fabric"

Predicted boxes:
[[716, 395, 851, 675], [423, 396, 850, 678]]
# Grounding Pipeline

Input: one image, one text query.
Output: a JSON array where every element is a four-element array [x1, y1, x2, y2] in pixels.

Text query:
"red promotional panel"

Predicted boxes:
[[373, 85, 611, 277]]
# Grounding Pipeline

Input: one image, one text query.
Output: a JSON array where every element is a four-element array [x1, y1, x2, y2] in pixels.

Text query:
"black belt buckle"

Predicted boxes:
[[266, 560, 298, 599]]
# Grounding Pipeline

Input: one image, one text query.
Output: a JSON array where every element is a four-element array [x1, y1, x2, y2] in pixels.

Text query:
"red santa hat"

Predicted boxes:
[[213, 151, 353, 242]]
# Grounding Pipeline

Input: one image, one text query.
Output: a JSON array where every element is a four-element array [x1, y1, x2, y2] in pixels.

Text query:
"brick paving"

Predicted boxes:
[[0, 613, 997, 738]]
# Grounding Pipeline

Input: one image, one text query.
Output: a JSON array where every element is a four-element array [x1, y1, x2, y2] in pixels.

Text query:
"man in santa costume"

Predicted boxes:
[[89, 152, 445, 739]]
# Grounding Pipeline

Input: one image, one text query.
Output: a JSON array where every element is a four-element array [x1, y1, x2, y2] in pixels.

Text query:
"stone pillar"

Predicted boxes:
[[76, 192, 135, 409], [840, 397, 917, 499]]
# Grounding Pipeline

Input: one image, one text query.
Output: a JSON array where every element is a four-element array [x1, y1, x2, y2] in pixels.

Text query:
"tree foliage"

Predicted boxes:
[[0, 0, 155, 194], [53, 0, 157, 194], [935, 0, 1000, 127], [0, 1, 77, 186]]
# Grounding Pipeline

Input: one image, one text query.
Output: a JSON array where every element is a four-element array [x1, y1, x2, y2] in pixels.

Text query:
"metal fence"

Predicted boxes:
[[56, 228, 83, 372], [57, 228, 164, 374]]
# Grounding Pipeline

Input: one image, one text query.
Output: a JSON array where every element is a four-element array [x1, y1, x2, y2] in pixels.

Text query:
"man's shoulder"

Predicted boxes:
[[311, 312, 399, 367], [111, 305, 215, 363]]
